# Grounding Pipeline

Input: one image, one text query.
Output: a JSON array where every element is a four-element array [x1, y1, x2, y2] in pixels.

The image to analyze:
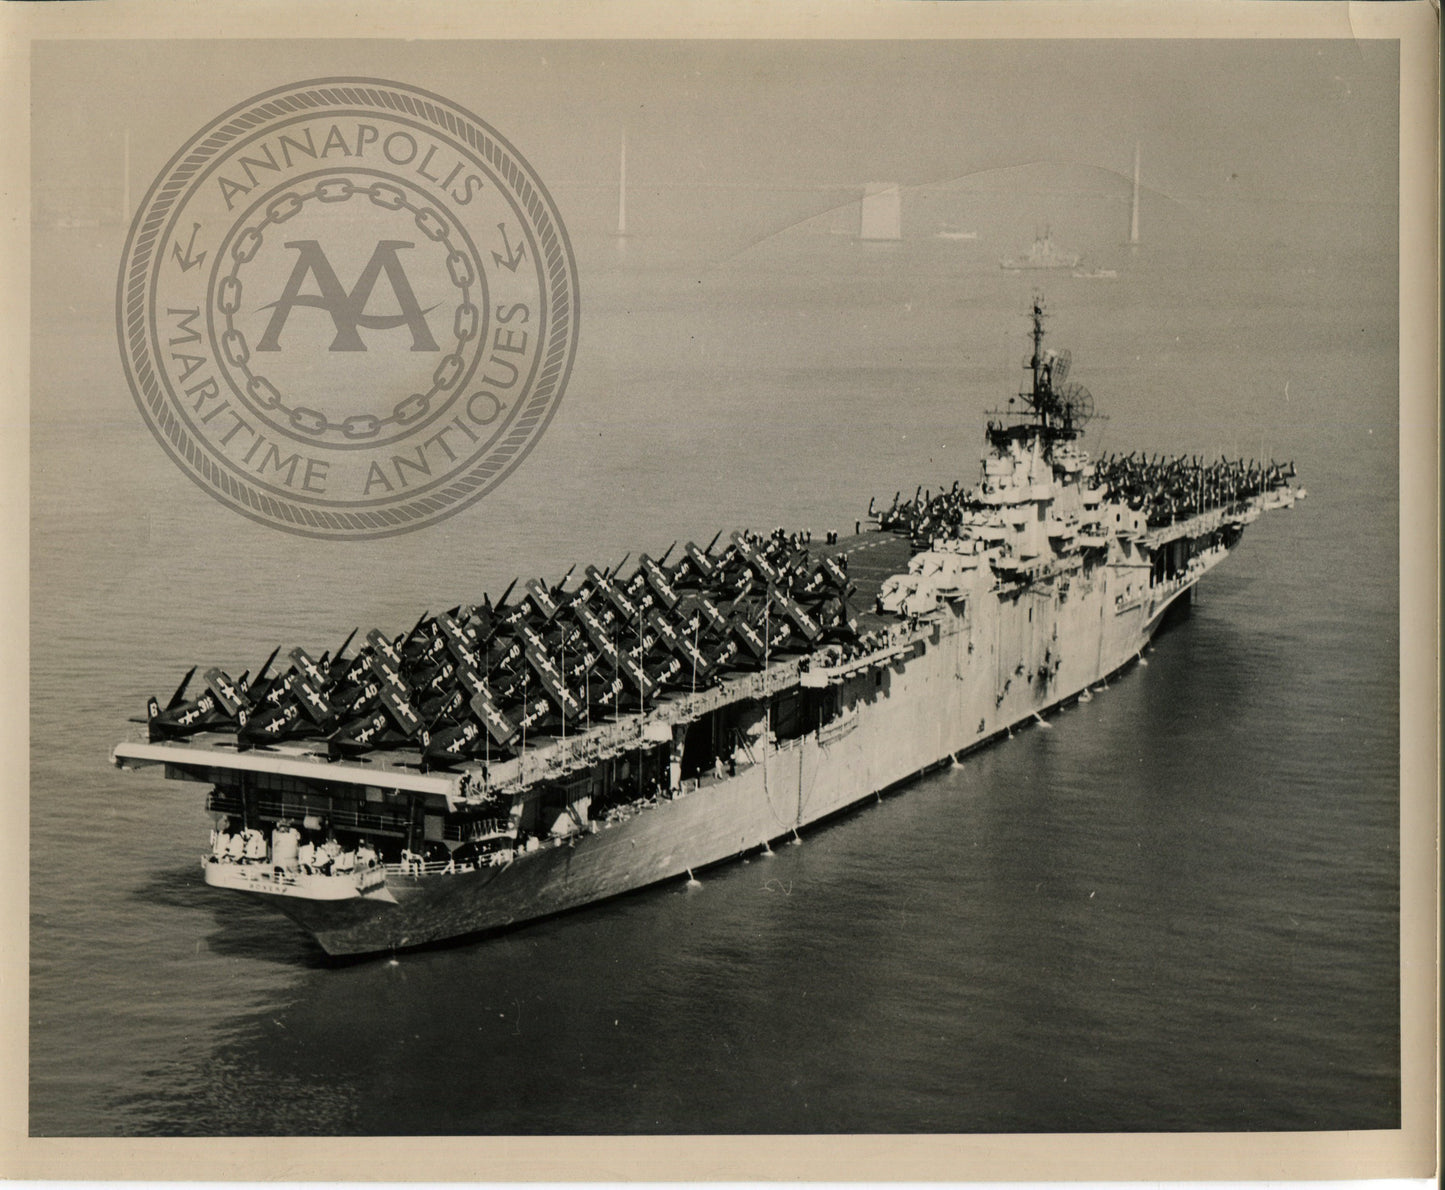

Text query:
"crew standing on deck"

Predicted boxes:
[[211, 818, 236, 861], [271, 821, 300, 871], [225, 827, 246, 863], [242, 826, 267, 862]]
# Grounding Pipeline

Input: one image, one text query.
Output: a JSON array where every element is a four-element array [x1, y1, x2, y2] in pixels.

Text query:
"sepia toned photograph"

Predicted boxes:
[[6, 2, 1437, 1180]]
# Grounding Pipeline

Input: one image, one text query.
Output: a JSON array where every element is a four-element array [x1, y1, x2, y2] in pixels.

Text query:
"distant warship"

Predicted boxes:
[[114, 299, 1304, 956], [1001, 230, 1081, 270]]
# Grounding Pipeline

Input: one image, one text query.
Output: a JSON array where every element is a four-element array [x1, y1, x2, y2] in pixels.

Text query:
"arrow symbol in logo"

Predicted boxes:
[[173, 223, 207, 272], [492, 222, 526, 272]]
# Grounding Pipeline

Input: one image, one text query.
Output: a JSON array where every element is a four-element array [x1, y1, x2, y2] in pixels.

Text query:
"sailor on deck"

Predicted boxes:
[[242, 827, 267, 862], [271, 821, 300, 871], [224, 828, 246, 862]]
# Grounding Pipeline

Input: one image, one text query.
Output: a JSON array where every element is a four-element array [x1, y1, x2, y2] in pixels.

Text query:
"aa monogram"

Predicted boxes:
[[256, 240, 441, 354]]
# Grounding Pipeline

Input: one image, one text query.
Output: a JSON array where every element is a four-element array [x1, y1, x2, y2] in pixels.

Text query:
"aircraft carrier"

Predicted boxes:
[[112, 299, 1305, 957]]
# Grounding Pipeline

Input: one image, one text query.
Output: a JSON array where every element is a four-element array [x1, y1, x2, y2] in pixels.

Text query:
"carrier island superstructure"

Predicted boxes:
[[112, 300, 1305, 956]]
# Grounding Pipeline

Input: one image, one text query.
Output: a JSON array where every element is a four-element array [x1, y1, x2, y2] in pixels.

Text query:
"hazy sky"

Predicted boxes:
[[34, 38, 1397, 245]]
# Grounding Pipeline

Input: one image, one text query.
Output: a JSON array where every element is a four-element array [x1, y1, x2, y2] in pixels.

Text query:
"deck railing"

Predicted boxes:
[[441, 816, 509, 843], [384, 850, 513, 877], [206, 791, 411, 835], [205, 856, 388, 894]]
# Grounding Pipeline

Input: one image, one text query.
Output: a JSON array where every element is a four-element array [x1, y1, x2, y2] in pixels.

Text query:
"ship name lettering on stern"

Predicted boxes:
[[119, 79, 579, 539]]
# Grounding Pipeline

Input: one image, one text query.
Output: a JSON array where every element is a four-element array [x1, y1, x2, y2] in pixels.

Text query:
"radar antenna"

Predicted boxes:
[[1056, 381, 1094, 430], [1048, 348, 1072, 385]]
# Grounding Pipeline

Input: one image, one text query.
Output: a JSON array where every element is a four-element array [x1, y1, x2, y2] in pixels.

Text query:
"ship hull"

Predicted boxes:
[[270, 543, 1217, 956]]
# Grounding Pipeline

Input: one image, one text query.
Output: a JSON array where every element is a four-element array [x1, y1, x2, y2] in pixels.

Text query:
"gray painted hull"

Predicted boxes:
[[273, 553, 1211, 956]]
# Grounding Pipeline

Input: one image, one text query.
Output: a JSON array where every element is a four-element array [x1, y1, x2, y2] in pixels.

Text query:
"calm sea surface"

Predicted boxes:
[[29, 221, 1399, 1135]]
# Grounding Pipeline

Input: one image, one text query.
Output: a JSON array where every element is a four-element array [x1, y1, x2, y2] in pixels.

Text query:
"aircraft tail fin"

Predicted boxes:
[[334, 628, 358, 663], [254, 647, 280, 686], [402, 611, 429, 646], [165, 666, 197, 711]]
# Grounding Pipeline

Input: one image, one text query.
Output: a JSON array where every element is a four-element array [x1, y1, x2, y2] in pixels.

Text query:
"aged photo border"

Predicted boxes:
[[0, 0, 1437, 1181]]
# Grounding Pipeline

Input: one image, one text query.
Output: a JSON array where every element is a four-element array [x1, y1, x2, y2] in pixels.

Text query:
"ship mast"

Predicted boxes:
[[1029, 296, 1046, 400], [986, 297, 1095, 455], [1021, 295, 1059, 434]]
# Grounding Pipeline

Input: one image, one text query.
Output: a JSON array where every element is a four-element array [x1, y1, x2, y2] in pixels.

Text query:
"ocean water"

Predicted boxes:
[[29, 221, 1400, 1135]]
